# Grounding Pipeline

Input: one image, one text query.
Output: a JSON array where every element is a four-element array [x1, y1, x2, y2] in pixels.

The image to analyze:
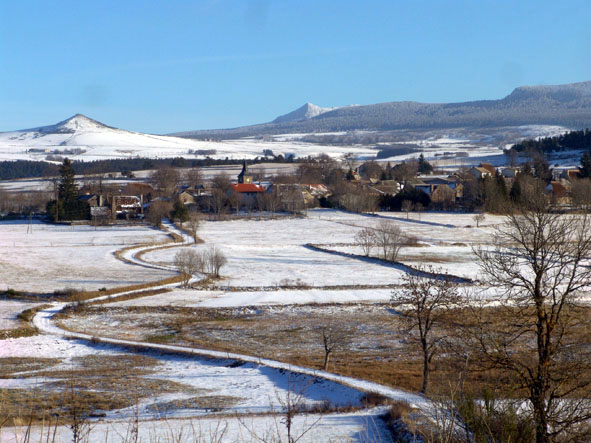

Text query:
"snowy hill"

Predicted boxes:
[[0, 114, 375, 163], [30, 114, 114, 134], [273, 103, 338, 123]]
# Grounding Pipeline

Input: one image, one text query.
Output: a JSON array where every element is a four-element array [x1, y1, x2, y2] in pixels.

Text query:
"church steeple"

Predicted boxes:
[[237, 160, 252, 184]]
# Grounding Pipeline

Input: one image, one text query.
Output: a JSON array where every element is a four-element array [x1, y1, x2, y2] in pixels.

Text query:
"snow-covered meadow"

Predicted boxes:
[[0, 210, 510, 441], [141, 210, 502, 294], [0, 221, 175, 292]]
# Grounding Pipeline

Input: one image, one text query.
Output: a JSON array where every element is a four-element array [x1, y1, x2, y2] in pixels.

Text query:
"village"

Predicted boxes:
[[7, 150, 586, 230]]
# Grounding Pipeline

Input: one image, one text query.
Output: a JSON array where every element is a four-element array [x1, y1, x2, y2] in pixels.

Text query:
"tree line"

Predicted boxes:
[[508, 128, 591, 154], [0, 154, 296, 180]]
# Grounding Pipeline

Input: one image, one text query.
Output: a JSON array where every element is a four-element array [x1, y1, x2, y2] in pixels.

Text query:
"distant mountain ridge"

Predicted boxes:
[[273, 102, 338, 123], [172, 81, 591, 139]]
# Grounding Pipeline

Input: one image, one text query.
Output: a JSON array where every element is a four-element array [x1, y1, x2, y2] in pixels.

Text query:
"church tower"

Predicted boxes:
[[237, 160, 253, 184]]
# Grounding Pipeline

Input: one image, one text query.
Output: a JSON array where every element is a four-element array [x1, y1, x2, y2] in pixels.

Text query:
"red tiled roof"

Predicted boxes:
[[231, 183, 265, 193]]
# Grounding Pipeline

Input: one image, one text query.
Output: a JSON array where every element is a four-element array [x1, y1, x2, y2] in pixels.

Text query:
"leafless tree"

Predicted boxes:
[[183, 167, 203, 187], [391, 267, 461, 394], [257, 191, 281, 213], [374, 220, 404, 261], [209, 189, 228, 216], [211, 173, 232, 193], [204, 246, 227, 277], [401, 200, 413, 219], [414, 202, 424, 220], [174, 249, 204, 287], [150, 165, 180, 196], [571, 178, 591, 211], [186, 211, 202, 242], [319, 323, 353, 371], [146, 200, 172, 227], [354, 227, 376, 256], [471, 192, 591, 442], [473, 212, 485, 227], [227, 191, 242, 215]]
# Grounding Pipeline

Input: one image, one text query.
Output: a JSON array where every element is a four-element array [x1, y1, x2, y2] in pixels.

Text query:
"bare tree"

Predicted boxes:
[[227, 191, 242, 215], [174, 249, 204, 287], [146, 200, 172, 227], [209, 189, 228, 216], [472, 192, 591, 442], [183, 167, 203, 187], [150, 166, 180, 196], [204, 246, 227, 277], [401, 200, 413, 219], [391, 267, 461, 394], [473, 212, 485, 227], [571, 178, 591, 211], [354, 227, 376, 257], [257, 191, 281, 214], [374, 220, 404, 261], [211, 173, 232, 193], [319, 323, 353, 371], [186, 211, 202, 242]]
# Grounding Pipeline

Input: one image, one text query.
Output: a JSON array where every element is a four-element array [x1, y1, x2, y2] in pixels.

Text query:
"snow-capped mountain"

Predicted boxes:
[[0, 114, 375, 163], [32, 114, 114, 134], [0, 114, 206, 162], [272, 102, 338, 123]]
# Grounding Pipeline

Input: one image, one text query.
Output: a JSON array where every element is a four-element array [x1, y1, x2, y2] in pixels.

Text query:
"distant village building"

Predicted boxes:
[[237, 160, 253, 184], [501, 167, 520, 178], [469, 166, 493, 180]]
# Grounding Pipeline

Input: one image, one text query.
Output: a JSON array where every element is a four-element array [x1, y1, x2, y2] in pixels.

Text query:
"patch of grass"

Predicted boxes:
[[0, 357, 61, 378], [88, 287, 172, 305], [0, 327, 38, 340], [146, 395, 240, 415], [0, 353, 200, 423], [61, 275, 184, 302]]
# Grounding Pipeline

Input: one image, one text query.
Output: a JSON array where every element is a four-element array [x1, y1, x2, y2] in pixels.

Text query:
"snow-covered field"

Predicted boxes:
[[0, 300, 39, 330], [0, 333, 383, 439], [0, 221, 175, 292], [142, 210, 500, 291], [109, 288, 396, 308], [3, 409, 391, 443], [0, 210, 509, 441]]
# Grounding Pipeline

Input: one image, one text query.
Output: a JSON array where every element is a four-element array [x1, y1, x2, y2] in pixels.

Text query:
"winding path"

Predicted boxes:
[[32, 219, 434, 420]]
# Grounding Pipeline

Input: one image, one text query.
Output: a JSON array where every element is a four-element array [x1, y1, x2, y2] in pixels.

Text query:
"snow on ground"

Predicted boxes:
[[0, 299, 39, 329], [109, 288, 395, 308], [143, 214, 406, 287], [0, 221, 175, 292], [143, 210, 499, 289], [3, 408, 392, 443], [0, 331, 370, 421], [0, 123, 375, 162]]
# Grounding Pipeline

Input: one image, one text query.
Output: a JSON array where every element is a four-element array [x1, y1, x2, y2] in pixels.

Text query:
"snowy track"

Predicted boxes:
[[31, 220, 433, 414]]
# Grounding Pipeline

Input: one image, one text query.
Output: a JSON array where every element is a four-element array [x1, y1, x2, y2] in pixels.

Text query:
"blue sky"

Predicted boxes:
[[0, 0, 589, 133]]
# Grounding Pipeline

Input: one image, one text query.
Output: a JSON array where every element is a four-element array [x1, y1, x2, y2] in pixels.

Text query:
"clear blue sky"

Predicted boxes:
[[0, 0, 589, 134]]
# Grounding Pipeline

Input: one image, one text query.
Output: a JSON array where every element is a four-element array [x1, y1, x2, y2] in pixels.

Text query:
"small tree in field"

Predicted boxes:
[[473, 212, 485, 227], [391, 267, 461, 394], [174, 249, 203, 287], [374, 220, 404, 261], [354, 227, 376, 256], [401, 200, 412, 219], [204, 246, 227, 277], [319, 323, 354, 371]]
